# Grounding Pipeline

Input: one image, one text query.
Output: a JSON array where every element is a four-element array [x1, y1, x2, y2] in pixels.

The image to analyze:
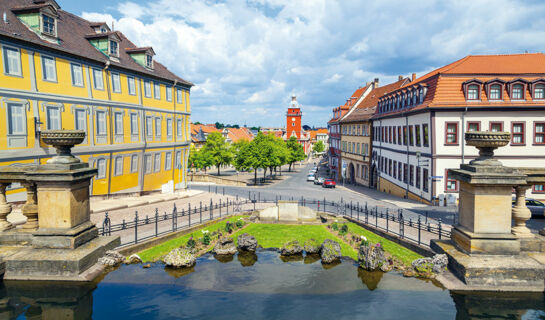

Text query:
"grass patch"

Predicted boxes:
[[344, 222, 422, 266], [232, 224, 358, 260], [138, 216, 246, 262]]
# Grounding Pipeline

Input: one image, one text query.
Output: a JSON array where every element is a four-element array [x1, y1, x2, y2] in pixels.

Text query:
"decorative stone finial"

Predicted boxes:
[[41, 130, 85, 164], [465, 131, 510, 166]]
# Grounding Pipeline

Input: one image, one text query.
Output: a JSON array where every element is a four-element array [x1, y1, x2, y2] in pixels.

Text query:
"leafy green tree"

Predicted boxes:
[[313, 140, 325, 154], [286, 136, 306, 171], [215, 122, 224, 129], [234, 136, 260, 183], [191, 147, 213, 173], [202, 132, 233, 176]]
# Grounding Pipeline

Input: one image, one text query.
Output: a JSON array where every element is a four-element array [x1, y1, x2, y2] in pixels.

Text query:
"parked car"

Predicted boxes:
[[323, 179, 336, 188], [307, 174, 315, 182], [314, 177, 325, 185], [512, 198, 545, 217]]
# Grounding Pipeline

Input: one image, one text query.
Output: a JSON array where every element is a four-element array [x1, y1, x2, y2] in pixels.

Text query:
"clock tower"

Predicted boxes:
[[286, 95, 302, 139]]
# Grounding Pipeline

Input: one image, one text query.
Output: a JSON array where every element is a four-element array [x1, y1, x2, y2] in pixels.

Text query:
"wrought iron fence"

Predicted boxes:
[[98, 194, 451, 248]]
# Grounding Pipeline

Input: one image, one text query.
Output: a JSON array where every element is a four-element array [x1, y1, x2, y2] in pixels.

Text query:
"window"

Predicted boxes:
[[388, 159, 392, 176], [533, 185, 544, 193], [155, 117, 162, 138], [416, 167, 421, 189], [423, 169, 429, 192], [534, 84, 545, 99], [445, 122, 458, 144], [177, 88, 183, 104], [409, 165, 414, 186], [511, 84, 524, 100], [415, 125, 421, 146], [423, 124, 429, 147], [127, 76, 136, 95], [3, 47, 21, 76], [46, 106, 61, 130], [535, 122, 545, 144], [131, 155, 138, 173], [154, 83, 161, 99], [144, 154, 152, 174], [398, 126, 402, 145], [146, 54, 153, 68], [154, 153, 161, 172], [467, 121, 480, 132], [93, 68, 104, 90], [144, 80, 151, 98], [176, 119, 183, 138], [489, 84, 502, 100], [146, 116, 153, 137], [511, 122, 525, 145], [403, 164, 408, 183], [70, 63, 84, 87], [446, 170, 458, 192], [403, 126, 407, 145], [75, 109, 86, 131], [114, 112, 123, 136], [166, 87, 172, 101], [109, 40, 119, 57], [175, 150, 182, 169], [130, 113, 138, 135], [467, 84, 479, 100], [393, 161, 397, 179], [165, 152, 172, 171], [111, 73, 121, 93], [409, 125, 414, 146], [96, 111, 107, 136], [97, 159, 106, 179], [167, 118, 173, 137], [114, 156, 123, 176], [7, 103, 26, 135], [42, 14, 55, 35], [41, 55, 56, 81], [490, 122, 503, 132]]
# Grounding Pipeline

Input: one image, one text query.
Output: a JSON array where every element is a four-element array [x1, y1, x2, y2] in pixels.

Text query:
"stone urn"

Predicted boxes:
[[41, 130, 85, 164], [465, 131, 510, 166]]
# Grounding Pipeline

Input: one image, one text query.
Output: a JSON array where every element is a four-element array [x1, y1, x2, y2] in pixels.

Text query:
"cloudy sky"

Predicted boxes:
[[63, 0, 545, 127]]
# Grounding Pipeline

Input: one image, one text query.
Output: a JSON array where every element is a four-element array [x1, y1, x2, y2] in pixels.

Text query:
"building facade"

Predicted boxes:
[[0, 0, 192, 199], [372, 54, 545, 203]]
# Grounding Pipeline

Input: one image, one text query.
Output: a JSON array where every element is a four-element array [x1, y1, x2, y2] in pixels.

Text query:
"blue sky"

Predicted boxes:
[[62, 0, 545, 127]]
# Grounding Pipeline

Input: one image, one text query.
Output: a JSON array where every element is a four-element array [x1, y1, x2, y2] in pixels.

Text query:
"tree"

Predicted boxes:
[[234, 137, 260, 183], [202, 132, 233, 175], [313, 140, 325, 154], [190, 146, 213, 173], [215, 122, 224, 129], [286, 136, 306, 171]]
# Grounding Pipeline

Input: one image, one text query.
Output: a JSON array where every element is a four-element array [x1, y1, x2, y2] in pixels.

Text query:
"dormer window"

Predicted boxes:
[[467, 85, 479, 100], [146, 54, 153, 69], [109, 40, 119, 57], [489, 84, 502, 100], [42, 14, 55, 35], [511, 84, 524, 100], [535, 84, 545, 99]]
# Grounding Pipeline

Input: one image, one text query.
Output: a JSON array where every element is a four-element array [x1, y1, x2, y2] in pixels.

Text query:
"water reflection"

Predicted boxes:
[[451, 291, 545, 319], [214, 254, 234, 263], [357, 268, 384, 291], [303, 254, 320, 264], [237, 251, 258, 267], [279, 254, 304, 263], [164, 266, 195, 278]]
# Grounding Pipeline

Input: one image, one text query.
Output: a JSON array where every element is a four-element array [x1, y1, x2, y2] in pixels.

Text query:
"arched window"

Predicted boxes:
[[413, 90, 417, 105], [401, 94, 405, 107], [489, 84, 502, 100], [512, 84, 524, 99], [467, 85, 479, 100], [419, 87, 424, 103], [535, 84, 545, 99]]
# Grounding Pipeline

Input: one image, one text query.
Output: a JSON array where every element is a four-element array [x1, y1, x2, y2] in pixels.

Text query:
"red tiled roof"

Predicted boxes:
[[191, 124, 220, 135], [226, 127, 254, 143]]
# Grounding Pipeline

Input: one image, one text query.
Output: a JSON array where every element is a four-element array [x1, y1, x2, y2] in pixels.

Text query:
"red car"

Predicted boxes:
[[323, 179, 336, 188]]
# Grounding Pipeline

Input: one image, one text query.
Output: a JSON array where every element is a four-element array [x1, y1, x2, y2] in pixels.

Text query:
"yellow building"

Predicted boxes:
[[0, 0, 192, 198]]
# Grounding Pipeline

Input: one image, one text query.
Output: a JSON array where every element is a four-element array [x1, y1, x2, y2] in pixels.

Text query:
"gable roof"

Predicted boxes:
[[226, 127, 254, 143], [0, 0, 192, 86]]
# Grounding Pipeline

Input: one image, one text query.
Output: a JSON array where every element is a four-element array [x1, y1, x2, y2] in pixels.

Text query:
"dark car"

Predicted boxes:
[[323, 179, 336, 188], [512, 198, 545, 217]]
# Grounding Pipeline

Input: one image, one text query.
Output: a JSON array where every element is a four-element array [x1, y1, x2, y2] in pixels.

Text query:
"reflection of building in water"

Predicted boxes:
[[451, 291, 545, 319]]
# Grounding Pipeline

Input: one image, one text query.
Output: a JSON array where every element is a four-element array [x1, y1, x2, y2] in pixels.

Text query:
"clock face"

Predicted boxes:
[[292, 117, 295, 121]]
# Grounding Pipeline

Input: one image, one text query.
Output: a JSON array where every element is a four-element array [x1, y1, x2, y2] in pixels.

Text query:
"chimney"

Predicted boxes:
[[398, 75, 403, 81], [412, 73, 416, 81], [374, 78, 379, 88]]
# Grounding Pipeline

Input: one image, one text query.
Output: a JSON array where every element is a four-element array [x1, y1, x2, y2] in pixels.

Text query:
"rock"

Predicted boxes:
[[358, 243, 386, 271], [127, 254, 142, 264], [280, 240, 303, 256], [163, 248, 196, 268], [320, 239, 341, 264], [303, 238, 320, 254], [411, 254, 447, 274], [237, 233, 258, 252], [98, 250, 124, 267], [213, 237, 237, 255]]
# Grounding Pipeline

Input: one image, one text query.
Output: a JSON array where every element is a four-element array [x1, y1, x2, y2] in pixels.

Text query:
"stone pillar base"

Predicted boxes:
[[452, 226, 520, 255], [431, 239, 545, 291], [3, 235, 120, 281], [32, 221, 99, 249]]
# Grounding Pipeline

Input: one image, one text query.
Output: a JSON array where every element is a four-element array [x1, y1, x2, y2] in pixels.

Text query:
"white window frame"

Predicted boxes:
[[145, 116, 153, 137], [3, 46, 22, 76], [154, 82, 161, 100], [109, 40, 119, 57], [144, 80, 151, 98], [154, 153, 161, 172], [70, 63, 84, 87], [130, 113, 138, 135], [74, 109, 87, 132], [146, 54, 153, 69], [127, 76, 136, 95], [96, 110, 107, 136], [175, 150, 182, 169], [176, 118, 182, 138], [165, 152, 172, 171], [130, 154, 138, 173], [114, 112, 123, 136], [41, 13, 56, 36], [97, 158, 106, 179], [114, 156, 123, 176], [144, 154, 152, 174], [166, 118, 173, 138], [177, 88, 183, 104], [41, 55, 57, 82], [166, 87, 172, 102], [92, 68, 104, 90], [155, 117, 161, 138], [46, 106, 61, 130], [111, 72, 121, 93], [7, 103, 26, 135], [512, 84, 524, 100]]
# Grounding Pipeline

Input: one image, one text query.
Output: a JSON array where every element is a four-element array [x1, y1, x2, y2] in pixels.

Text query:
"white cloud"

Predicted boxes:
[[82, 0, 545, 126]]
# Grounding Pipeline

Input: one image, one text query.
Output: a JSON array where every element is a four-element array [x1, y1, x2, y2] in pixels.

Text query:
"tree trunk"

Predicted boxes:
[[254, 169, 257, 185], [217, 164, 220, 176]]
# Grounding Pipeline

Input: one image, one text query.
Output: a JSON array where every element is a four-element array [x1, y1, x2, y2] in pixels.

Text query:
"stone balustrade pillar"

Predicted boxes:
[[0, 184, 13, 232], [21, 183, 38, 231], [512, 185, 533, 238]]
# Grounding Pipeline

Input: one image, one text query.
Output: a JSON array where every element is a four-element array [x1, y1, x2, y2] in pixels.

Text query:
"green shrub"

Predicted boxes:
[[202, 233, 211, 245], [339, 224, 348, 235], [186, 236, 196, 249], [235, 219, 244, 228], [331, 222, 339, 231], [224, 222, 233, 233]]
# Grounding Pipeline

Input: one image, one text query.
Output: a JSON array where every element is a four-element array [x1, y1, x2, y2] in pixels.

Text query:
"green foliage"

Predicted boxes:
[[286, 136, 306, 170], [313, 140, 325, 153], [224, 221, 234, 233], [331, 222, 339, 231], [202, 232, 211, 245], [186, 237, 196, 249], [189, 145, 214, 172], [235, 219, 244, 228], [339, 224, 348, 235], [202, 132, 233, 175]]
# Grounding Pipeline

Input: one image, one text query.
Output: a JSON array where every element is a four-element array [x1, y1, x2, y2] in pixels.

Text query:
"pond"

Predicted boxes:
[[2, 250, 545, 319]]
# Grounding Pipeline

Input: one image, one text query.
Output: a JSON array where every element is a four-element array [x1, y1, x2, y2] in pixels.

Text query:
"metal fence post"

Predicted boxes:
[[155, 209, 158, 237], [375, 207, 378, 227], [324, 197, 326, 212], [417, 215, 421, 245], [350, 200, 353, 217], [258, 192, 260, 202], [210, 199, 213, 220], [426, 211, 429, 224], [438, 218, 442, 240], [102, 212, 111, 236], [400, 212, 404, 239], [134, 211, 139, 244], [365, 204, 368, 224], [357, 202, 360, 221], [200, 201, 202, 223], [386, 209, 389, 233], [188, 203, 192, 227], [219, 199, 222, 217]]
